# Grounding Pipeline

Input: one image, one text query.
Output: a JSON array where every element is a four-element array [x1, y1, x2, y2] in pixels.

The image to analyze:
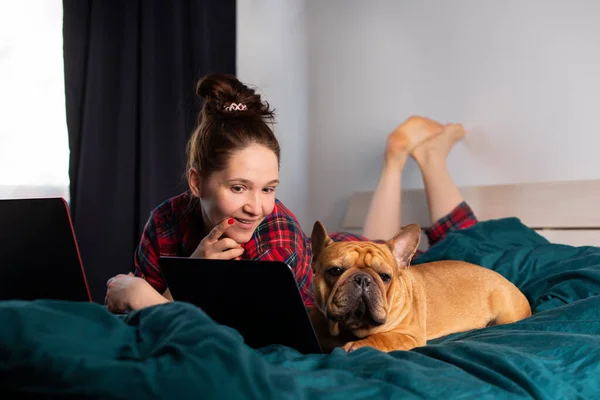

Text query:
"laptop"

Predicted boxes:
[[0, 197, 92, 302], [159, 256, 323, 355]]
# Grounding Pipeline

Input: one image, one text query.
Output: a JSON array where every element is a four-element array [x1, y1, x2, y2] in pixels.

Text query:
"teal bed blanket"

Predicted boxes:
[[1, 218, 600, 399]]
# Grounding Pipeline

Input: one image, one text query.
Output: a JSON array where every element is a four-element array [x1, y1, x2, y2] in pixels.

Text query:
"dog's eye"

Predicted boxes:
[[379, 273, 392, 283], [326, 267, 344, 277]]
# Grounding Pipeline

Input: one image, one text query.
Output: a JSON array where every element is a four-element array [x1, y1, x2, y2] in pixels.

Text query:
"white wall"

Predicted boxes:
[[238, 0, 600, 234], [236, 0, 310, 227], [306, 0, 600, 232]]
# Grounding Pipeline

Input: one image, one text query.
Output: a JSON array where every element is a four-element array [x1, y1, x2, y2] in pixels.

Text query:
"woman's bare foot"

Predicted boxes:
[[365, 117, 447, 240], [385, 116, 445, 167], [411, 123, 465, 167]]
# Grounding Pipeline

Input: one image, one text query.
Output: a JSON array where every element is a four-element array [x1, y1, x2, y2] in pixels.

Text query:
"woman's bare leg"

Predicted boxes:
[[363, 117, 444, 240], [411, 123, 466, 224]]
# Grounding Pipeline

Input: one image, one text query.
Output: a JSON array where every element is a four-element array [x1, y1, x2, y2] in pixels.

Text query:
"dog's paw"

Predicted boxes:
[[341, 340, 371, 353]]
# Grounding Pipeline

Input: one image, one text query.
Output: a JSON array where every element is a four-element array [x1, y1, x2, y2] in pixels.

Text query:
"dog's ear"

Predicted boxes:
[[311, 221, 333, 272], [387, 224, 421, 267]]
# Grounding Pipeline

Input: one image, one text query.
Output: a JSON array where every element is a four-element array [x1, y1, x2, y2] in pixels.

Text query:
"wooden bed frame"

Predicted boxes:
[[342, 179, 600, 249]]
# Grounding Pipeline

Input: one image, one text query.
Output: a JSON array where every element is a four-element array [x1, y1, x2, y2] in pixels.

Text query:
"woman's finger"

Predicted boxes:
[[212, 237, 242, 253], [205, 218, 236, 243], [218, 247, 245, 260]]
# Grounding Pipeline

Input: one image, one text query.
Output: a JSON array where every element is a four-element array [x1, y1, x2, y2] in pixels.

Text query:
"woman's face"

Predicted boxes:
[[191, 143, 279, 244]]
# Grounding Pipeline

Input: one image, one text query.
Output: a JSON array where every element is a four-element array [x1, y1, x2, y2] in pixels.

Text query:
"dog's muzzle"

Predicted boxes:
[[327, 272, 386, 327]]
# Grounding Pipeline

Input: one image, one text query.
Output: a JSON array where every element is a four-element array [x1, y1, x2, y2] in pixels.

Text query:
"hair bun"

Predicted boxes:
[[196, 73, 274, 120]]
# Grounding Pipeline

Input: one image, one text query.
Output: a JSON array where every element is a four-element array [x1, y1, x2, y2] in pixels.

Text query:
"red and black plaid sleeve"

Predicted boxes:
[[133, 212, 168, 294], [424, 201, 478, 247], [133, 193, 197, 295]]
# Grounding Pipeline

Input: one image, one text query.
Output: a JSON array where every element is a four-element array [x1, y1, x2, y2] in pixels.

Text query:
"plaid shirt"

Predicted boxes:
[[134, 191, 477, 310]]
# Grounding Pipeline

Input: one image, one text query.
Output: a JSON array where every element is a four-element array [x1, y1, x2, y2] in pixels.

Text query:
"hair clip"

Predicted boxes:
[[224, 103, 247, 112]]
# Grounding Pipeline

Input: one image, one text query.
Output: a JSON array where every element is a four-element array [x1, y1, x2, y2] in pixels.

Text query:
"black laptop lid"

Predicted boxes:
[[159, 257, 322, 354], [0, 197, 92, 302]]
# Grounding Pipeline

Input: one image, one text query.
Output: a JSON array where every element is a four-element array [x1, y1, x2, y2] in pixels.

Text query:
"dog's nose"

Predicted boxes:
[[354, 274, 371, 288]]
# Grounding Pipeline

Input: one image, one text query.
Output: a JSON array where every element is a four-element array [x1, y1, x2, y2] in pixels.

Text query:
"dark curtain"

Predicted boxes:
[[62, 0, 236, 302]]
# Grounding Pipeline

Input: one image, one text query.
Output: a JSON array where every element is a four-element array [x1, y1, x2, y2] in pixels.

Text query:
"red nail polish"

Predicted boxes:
[[228, 218, 235, 225]]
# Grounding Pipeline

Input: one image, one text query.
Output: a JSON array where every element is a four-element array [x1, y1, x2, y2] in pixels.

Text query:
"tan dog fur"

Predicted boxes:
[[309, 221, 532, 353]]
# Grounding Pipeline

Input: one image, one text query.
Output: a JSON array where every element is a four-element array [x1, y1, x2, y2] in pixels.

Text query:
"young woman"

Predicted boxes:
[[104, 73, 476, 313]]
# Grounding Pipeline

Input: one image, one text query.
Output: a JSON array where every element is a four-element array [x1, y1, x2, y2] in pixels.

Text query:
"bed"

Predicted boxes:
[[1, 180, 600, 399]]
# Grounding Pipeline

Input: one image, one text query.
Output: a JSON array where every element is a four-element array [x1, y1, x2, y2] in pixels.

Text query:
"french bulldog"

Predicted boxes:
[[309, 221, 532, 353]]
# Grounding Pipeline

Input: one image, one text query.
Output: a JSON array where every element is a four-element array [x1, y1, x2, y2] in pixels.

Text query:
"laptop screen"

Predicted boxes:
[[0, 198, 92, 302], [159, 256, 323, 354]]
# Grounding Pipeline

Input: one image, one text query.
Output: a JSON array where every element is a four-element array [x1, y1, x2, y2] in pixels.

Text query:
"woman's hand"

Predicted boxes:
[[191, 217, 245, 260], [105, 273, 168, 313]]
